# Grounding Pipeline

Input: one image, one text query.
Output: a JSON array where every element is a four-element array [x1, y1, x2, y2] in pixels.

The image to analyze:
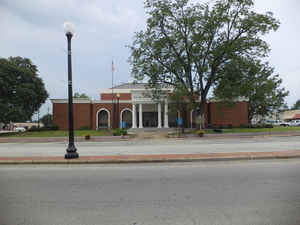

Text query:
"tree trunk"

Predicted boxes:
[[198, 98, 206, 130]]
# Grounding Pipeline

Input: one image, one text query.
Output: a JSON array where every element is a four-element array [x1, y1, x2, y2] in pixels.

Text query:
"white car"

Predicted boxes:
[[279, 121, 291, 126], [265, 120, 284, 126], [289, 120, 300, 126], [14, 127, 26, 132]]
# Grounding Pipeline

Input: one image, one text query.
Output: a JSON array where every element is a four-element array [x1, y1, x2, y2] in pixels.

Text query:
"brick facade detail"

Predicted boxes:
[[207, 102, 248, 127], [101, 93, 132, 101], [53, 101, 248, 130], [53, 103, 92, 130]]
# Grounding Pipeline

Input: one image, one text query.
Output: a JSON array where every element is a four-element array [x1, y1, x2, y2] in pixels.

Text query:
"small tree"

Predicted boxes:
[[40, 113, 53, 127], [169, 84, 191, 132]]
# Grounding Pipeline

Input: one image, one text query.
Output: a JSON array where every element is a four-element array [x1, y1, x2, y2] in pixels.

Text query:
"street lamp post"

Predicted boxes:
[[64, 21, 79, 159], [116, 93, 120, 128]]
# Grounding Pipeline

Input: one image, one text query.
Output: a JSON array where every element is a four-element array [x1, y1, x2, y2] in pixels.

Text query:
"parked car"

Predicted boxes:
[[265, 120, 285, 126], [279, 121, 291, 127], [14, 127, 26, 132], [289, 120, 300, 126]]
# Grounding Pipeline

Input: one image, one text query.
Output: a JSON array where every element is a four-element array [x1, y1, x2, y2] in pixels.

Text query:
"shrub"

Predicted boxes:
[[264, 124, 273, 128], [48, 125, 59, 130], [213, 129, 223, 133], [112, 128, 127, 136], [121, 129, 127, 135], [112, 128, 121, 136], [85, 134, 91, 140], [196, 130, 205, 137], [79, 126, 90, 130], [227, 124, 233, 129], [207, 124, 213, 129], [240, 124, 249, 128], [28, 125, 59, 132]]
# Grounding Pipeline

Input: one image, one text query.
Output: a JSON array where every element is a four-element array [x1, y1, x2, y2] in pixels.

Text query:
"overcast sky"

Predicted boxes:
[[1, 0, 299, 117]]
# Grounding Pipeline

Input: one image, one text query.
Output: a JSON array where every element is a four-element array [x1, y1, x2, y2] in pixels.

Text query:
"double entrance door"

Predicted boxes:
[[136, 112, 164, 127]]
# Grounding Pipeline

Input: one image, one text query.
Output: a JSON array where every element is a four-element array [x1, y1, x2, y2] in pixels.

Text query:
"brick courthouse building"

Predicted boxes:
[[51, 83, 248, 130]]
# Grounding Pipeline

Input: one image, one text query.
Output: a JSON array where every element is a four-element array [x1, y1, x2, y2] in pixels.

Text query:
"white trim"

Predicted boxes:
[[208, 97, 249, 102], [100, 87, 173, 94], [100, 89, 141, 93], [132, 104, 137, 128], [51, 99, 132, 104], [51, 98, 92, 103], [190, 110, 194, 128], [93, 100, 132, 104], [157, 103, 162, 128], [164, 101, 169, 128], [120, 108, 132, 128], [139, 104, 143, 128], [96, 108, 110, 129]]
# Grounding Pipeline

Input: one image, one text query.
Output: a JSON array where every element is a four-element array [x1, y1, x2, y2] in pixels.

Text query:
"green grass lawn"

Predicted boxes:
[[1, 126, 300, 138], [205, 126, 300, 134], [0, 129, 113, 138]]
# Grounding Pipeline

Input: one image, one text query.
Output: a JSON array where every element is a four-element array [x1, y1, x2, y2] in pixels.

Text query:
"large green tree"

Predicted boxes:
[[213, 57, 289, 123], [129, 0, 279, 127], [291, 100, 300, 110], [0, 57, 48, 124]]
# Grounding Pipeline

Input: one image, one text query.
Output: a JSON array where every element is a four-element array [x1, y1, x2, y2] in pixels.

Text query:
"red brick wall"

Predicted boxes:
[[53, 101, 248, 130], [101, 93, 131, 101], [208, 101, 248, 127], [53, 103, 92, 130]]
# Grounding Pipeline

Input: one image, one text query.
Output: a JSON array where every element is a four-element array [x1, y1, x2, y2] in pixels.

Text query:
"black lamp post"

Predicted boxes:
[[64, 21, 79, 159], [116, 93, 120, 128]]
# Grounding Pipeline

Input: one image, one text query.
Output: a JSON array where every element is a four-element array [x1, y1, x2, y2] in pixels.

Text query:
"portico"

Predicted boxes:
[[131, 102, 169, 129], [130, 90, 169, 129]]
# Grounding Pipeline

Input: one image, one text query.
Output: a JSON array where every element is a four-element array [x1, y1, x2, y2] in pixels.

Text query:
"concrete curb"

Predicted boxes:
[[1, 131, 300, 143], [0, 136, 131, 143], [1, 150, 300, 165]]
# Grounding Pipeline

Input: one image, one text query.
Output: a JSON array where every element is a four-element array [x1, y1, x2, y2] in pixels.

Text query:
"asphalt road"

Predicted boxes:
[[1, 135, 300, 157], [1, 160, 300, 225]]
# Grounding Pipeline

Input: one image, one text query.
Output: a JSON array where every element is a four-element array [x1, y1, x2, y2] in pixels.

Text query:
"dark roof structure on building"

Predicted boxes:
[[112, 83, 148, 89], [112, 82, 173, 90], [292, 114, 300, 119]]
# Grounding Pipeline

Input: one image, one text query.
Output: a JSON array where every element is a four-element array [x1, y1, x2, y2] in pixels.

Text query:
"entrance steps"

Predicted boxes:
[[128, 128, 176, 139]]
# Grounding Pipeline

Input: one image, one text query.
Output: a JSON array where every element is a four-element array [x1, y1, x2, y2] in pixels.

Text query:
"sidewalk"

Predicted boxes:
[[1, 150, 300, 164], [1, 132, 300, 164]]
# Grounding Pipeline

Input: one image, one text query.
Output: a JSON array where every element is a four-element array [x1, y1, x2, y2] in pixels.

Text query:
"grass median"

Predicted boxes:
[[0, 129, 113, 138], [1, 126, 300, 138], [205, 126, 300, 134]]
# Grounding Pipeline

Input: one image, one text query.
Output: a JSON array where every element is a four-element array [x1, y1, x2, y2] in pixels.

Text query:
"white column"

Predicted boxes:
[[164, 100, 169, 128], [190, 111, 193, 128], [139, 104, 143, 128], [157, 102, 162, 128], [132, 104, 137, 128]]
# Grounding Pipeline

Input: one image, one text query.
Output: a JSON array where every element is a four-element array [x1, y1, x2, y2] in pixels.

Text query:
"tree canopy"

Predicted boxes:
[[129, 0, 280, 127], [0, 57, 48, 124], [73, 92, 89, 99], [213, 57, 289, 122], [291, 100, 300, 110]]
